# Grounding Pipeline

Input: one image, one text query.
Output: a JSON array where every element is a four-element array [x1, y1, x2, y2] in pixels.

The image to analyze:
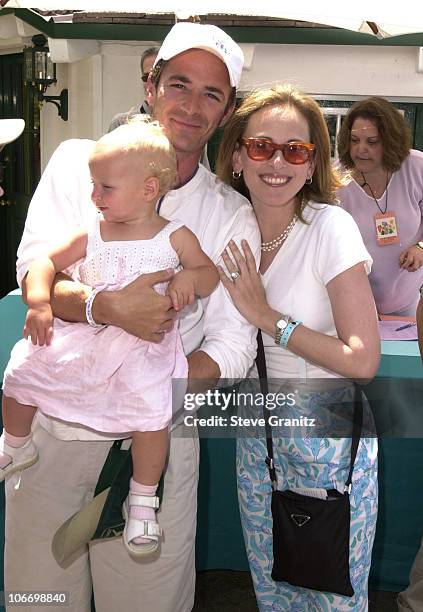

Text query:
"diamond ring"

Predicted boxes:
[[230, 271, 240, 281]]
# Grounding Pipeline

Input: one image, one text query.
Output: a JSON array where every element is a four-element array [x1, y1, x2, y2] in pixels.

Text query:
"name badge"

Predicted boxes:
[[374, 211, 400, 245]]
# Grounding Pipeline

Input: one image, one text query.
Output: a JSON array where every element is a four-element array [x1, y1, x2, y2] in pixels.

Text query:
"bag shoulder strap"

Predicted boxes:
[[345, 385, 363, 491], [255, 330, 363, 494], [256, 330, 278, 488]]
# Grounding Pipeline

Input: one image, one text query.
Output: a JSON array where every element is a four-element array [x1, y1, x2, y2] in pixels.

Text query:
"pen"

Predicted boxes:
[[395, 323, 416, 331]]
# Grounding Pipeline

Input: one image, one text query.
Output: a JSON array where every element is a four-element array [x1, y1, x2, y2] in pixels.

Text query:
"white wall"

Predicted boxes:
[[40, 63, 71, 167], [101, 42, 155, 133], [39, 41, 157, 169], [239, 44, 423, 99], [37, 41, 423, 170], [67, 54, 103, 140]]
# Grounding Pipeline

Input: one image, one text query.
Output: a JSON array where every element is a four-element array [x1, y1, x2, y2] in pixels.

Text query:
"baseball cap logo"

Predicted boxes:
[[213, 37, 230, 56]]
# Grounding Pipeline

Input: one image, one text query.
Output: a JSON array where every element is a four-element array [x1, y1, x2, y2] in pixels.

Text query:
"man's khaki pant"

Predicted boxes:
[[397, 537, 423, 612], [5, 423, 199, 612]]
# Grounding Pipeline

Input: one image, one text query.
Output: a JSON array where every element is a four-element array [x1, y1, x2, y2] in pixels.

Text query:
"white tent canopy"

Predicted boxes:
[[4, 1, 423, 38]]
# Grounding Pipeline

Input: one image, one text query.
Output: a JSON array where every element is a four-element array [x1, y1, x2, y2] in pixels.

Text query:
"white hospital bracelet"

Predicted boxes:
[[85, 288, 105, 328]]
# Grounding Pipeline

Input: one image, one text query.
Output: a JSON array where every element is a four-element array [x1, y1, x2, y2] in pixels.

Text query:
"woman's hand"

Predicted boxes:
[[399, 245, 423, 271], [218, 239, 278, 331]]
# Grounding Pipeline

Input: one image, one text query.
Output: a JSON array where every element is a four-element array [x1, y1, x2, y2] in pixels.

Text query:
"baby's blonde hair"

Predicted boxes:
[[92, 116, 178, 196]]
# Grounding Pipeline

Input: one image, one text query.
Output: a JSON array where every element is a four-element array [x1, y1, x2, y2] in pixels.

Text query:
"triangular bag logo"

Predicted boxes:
[[290, 513, 311, 527]]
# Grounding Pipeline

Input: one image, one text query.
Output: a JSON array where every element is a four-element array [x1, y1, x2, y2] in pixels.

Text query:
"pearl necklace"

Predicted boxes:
[[261, 215, 298, 252]]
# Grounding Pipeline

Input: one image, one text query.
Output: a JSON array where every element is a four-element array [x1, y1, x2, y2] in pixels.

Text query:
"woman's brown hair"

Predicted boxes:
[[216, 84, 344, 222], [337, 97, 411, 172]]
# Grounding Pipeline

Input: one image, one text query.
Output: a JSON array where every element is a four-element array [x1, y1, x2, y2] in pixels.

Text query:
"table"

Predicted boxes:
[[0, 291, 422, 594]]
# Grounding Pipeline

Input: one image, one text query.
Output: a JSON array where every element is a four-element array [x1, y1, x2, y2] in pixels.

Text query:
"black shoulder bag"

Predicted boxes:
[[255, 330, 363, 597]]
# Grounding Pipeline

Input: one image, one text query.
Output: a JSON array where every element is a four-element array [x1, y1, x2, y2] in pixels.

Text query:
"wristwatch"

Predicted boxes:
[[416, 241, 423, 251], [275, 314, 293, 345], [420, 284, 423, 299]]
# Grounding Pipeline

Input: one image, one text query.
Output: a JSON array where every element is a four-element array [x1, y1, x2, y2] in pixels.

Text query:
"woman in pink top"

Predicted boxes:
[[337, 97, 423, 316]]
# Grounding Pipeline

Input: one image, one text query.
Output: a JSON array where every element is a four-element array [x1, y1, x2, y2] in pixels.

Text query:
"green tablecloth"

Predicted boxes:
[[0, 291, 422, 593]]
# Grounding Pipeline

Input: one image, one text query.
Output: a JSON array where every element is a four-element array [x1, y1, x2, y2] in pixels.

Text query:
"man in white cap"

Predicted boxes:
[[6, 22, 259, 612], [0, 119, 25, 198]]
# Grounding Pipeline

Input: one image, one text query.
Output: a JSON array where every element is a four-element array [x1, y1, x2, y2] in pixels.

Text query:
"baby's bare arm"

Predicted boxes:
[[170, 226, 219, 298]]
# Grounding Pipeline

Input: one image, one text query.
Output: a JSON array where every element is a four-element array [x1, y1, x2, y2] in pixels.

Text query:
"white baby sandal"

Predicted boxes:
[[0, 433, 38, 481], [122, 492, 161, 556]]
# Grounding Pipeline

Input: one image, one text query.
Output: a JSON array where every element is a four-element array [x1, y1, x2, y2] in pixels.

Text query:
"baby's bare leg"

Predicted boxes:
[[0, 396, 38, 476], [131, 428, 169, 485], [2, 395, 37, 437]]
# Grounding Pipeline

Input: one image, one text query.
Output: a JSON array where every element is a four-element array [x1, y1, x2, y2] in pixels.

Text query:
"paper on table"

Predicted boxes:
[[378, 320, 418, 341]]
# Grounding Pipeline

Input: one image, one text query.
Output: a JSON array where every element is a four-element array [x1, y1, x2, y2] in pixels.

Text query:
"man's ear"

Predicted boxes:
[[218, 97, 236, 129], [144, 176, 160, 202], [145, 76, 156, 108]]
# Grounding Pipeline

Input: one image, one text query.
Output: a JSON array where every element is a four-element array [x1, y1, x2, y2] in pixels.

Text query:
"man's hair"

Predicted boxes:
[[140, 47, 160, 74], [337, 97, 411, 172], [92, 117, 178, 195], [216, 84, 344, 222]]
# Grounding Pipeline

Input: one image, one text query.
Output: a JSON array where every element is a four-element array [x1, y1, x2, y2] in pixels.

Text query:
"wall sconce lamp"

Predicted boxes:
[[23, 34, 68, 121]]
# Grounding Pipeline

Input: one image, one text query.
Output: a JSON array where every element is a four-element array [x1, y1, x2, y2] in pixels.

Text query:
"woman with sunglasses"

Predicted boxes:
[[337, 97, 423, 316], [216, 84, 380, 610]]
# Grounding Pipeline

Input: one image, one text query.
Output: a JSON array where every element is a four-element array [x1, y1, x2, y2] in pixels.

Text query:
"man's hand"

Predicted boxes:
[[94, 269, 177, 342], [23, 302, 54, 346]]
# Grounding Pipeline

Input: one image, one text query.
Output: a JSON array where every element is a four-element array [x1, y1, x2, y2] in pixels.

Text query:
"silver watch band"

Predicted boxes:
[[274, 314, 293, 345]]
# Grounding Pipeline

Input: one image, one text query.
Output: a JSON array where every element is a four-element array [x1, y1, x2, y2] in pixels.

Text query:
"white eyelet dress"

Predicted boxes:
[[3, 216, 188, 434]]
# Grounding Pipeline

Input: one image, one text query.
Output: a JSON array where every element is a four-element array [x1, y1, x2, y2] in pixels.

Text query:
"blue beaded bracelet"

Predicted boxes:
[[279, 320, 302, 348]]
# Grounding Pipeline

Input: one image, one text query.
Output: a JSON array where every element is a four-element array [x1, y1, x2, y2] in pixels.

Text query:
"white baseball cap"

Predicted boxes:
[[0, 119, 25, 148], [154, 22, 244, 88]]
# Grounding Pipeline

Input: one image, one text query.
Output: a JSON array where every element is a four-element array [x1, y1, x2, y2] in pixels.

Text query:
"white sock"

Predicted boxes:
[[0, 432, 32, 469], [129, 478, 158, 545]]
